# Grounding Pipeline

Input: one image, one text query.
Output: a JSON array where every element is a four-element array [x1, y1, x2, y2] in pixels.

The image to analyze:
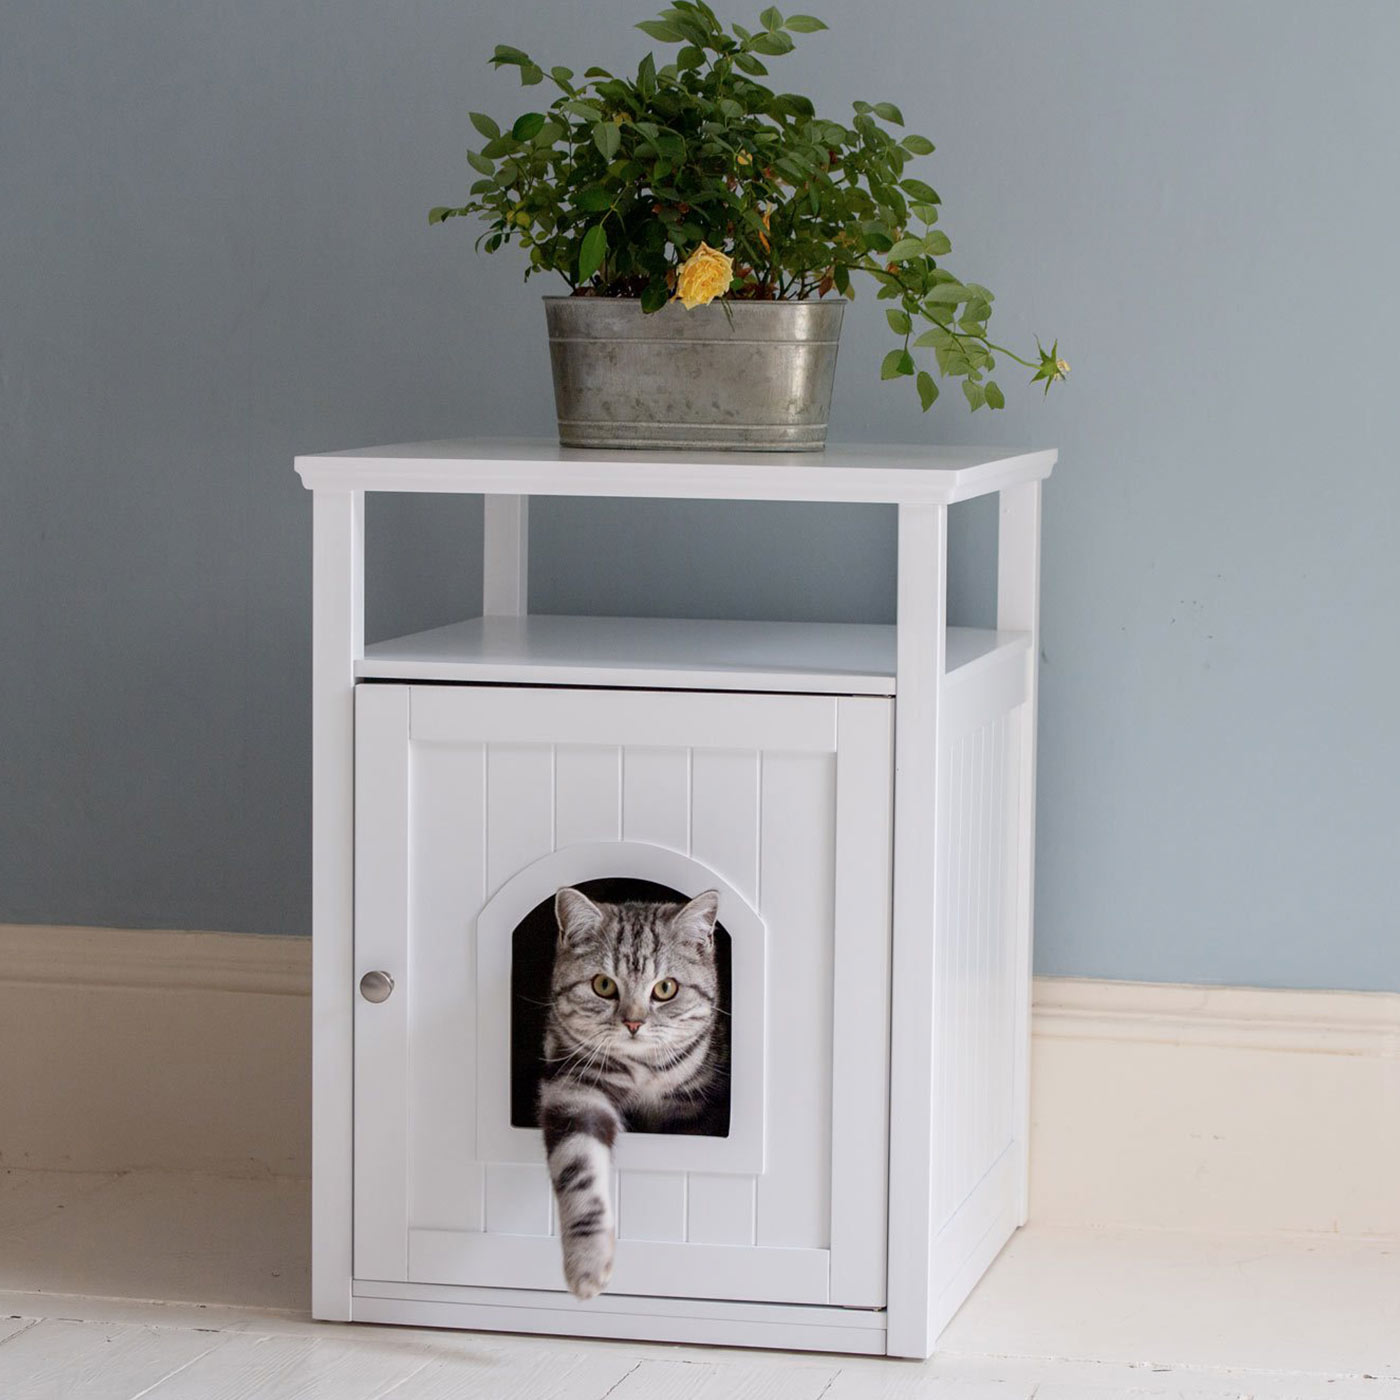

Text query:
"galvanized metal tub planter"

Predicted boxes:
[[545, 296, 844, 452]]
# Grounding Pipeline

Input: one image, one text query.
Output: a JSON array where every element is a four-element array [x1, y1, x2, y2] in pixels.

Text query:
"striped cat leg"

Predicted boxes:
[[539, 1079, 622, 1300]]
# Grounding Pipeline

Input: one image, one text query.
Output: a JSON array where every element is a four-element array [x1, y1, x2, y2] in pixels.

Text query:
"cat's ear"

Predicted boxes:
[[555, 887, 604, 943], [673, 890, 720, 943]]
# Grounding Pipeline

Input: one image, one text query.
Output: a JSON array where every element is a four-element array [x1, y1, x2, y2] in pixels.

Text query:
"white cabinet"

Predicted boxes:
[[297, 440, 1054, 1357], [353, 684, 892, 1309]]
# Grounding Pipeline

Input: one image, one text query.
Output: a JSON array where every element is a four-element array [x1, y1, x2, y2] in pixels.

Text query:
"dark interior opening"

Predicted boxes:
[[510, 876, 732, 1137]]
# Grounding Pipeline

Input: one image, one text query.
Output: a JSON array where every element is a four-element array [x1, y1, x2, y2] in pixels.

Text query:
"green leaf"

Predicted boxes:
[[881, 348, 915, 379], [886, 307, 912, 335], [913, 326, 953, 349], [511, 112, 546, 141], [923, 230, 952, 256], [749, 29, 794, 54], [467, 149, 494, 176], [900, 177, 939, 203], [574, 185, 613, 212], [492, 45, 530, 66], [963, 379, 986, 411], [550, 66, 575, 87], [923, 282, 969, 305], [520, 64, 544, 86], [760, 5, 783, 29], [733, 51, 769, 74], [785, 13, 828, 31], [469, 112, 500, 140], [873, 101, 904, 124], [886, 237, 924, 262], [917, 371, 939, 411], [480, 136, 516, 159], [637, 52, 657, 98], [592, 121, 621, 160], [984, 381, 1006, 410], [428, 206, 450, 225], [901, 133, 935, 155], [579, 223, 608, 282], [640, 281, 670, 312], [637, 19, 686, 40]]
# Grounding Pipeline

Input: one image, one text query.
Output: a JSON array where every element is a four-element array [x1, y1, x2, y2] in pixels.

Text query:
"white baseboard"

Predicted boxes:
[[2, 926, 1396, 1238], [1030, 977, 1400, 1237], [0, 925, 311, 1179]]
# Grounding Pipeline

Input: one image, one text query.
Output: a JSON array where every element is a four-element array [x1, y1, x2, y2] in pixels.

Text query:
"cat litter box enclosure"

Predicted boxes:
[[296, 439, 1053, 1359]]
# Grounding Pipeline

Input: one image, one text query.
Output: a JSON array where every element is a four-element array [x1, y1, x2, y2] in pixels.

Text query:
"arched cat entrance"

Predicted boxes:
[[475, 841, 767, 1175]]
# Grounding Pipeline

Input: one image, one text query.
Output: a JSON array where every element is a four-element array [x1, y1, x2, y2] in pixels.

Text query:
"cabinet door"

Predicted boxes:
[[353, 683, 892, 1307]]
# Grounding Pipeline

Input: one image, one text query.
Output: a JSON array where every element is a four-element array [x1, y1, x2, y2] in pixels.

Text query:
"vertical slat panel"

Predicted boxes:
[[483, 741, 555, 1237], [690, 749, 760, 903], [486, 744, 556, 895], [621, 747, 691, 851], [828, 698, 894, 1306], [688, 746, 762, 1251], [755, 750, 836, 1253], [409, 739, 486, 1233], [354, 684, 410, 1280], [619, 743, 691, 1227], [484, 1163, 552, 1236], [620, 1171, 688, 1243], [555, 745, 622, 846], [685, 1174, 756, 1246]]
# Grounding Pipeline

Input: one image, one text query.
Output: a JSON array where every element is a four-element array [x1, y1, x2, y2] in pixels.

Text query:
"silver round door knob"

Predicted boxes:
[[359, 970, 394, 1004]]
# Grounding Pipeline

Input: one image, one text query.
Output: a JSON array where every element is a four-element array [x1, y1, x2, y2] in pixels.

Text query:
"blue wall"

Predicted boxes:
[[3, 1, 1397, 989]]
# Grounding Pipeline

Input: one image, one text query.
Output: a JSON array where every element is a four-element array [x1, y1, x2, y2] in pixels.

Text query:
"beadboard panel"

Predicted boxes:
[[1, 926, 1396, 1238]]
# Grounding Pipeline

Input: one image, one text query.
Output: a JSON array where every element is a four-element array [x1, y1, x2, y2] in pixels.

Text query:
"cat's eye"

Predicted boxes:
[[591, 974, 618, 999], [652, 978, 679, 1001]]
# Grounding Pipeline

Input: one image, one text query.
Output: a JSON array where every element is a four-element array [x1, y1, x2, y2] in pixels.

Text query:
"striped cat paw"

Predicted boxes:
[[563, 1229, 615, 1301]]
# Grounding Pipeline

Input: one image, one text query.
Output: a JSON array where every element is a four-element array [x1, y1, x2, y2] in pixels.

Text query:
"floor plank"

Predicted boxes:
[[606, 1358, 840, 1400], [136, 1333, 438, 1400], [367, 1348, 639, 1400], [0, 1318, 226, 1400], [0, 1316, 38, 1346]]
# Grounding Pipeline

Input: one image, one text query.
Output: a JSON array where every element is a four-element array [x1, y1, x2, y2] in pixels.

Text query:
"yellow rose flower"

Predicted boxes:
[[674, 242, 734, 310]]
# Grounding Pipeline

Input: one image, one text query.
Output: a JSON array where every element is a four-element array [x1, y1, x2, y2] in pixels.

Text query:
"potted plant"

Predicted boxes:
[[432, 3, 1068, 450]]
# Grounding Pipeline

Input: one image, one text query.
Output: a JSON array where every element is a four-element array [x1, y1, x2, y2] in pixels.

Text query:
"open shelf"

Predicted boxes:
[[356, 615, 1029, 696]]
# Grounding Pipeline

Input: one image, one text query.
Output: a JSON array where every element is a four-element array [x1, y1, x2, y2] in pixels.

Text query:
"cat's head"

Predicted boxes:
[[551, 888, 720, 1060]]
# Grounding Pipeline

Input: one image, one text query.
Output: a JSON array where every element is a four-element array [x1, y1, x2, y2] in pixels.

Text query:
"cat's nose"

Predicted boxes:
[[623, 1020, 644, 1036]]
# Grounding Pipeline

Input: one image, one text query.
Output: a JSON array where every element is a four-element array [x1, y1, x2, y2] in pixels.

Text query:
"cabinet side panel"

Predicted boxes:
[[409, 741, 487, 1234], [926, 711, 1020, 1336], [754, 750, 836, 1255]]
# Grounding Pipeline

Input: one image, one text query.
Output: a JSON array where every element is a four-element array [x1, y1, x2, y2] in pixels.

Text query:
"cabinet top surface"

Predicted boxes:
[[294, 437, 1055, 504]]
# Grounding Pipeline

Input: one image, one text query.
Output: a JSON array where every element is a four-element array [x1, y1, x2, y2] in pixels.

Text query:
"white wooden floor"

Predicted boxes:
[[1, 1169, 1396, 1399]]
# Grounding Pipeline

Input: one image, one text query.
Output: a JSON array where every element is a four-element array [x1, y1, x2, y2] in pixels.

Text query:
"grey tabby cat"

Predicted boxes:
[[539, 886, 724, 1299]]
